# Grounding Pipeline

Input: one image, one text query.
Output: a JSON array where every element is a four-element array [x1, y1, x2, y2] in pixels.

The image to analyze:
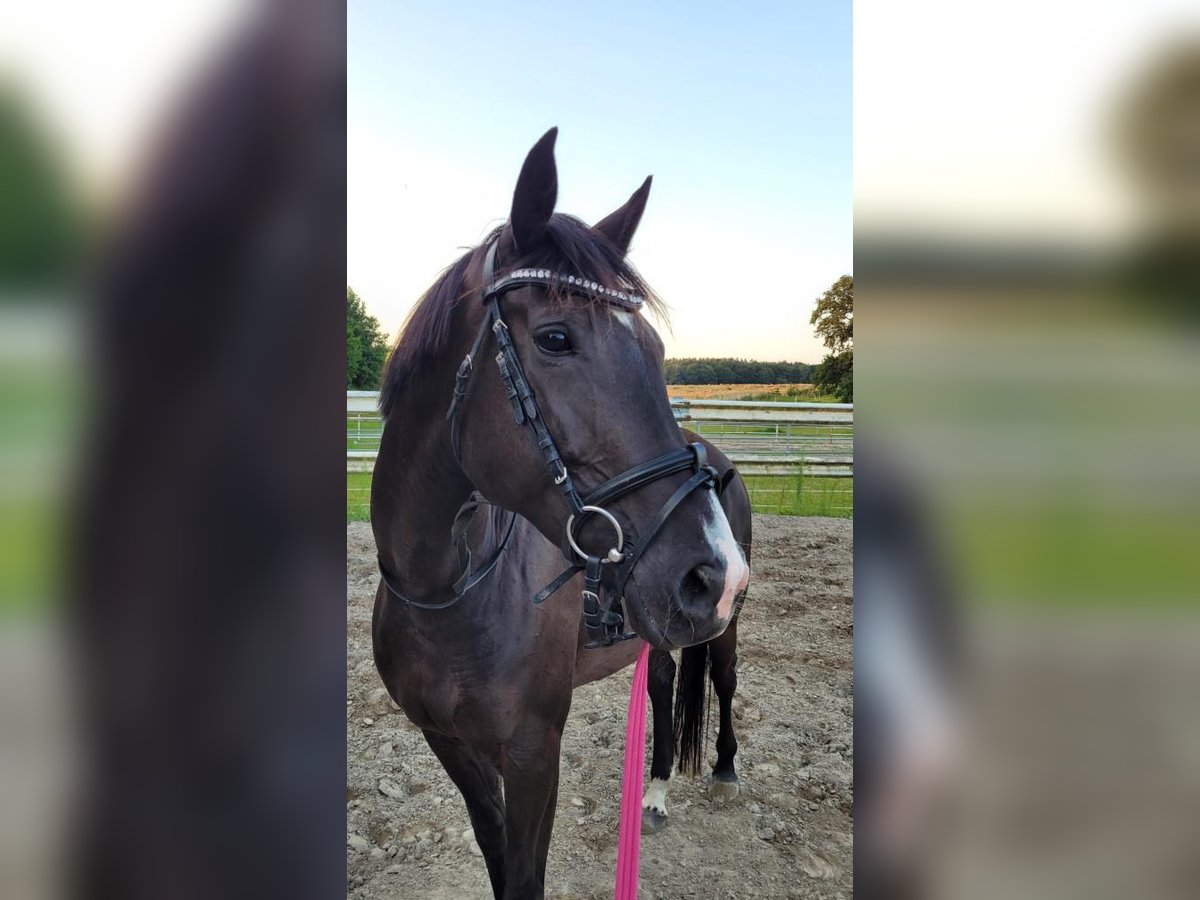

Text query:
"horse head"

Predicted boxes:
[[448, 129, 749, 649]]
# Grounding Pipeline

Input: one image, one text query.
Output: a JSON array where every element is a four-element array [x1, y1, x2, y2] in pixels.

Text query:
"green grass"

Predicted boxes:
[[0, 499, 61, 617], [948, 505, 1200, 610], [347, 402, 853, 520], [0, 365, 77, 618], [740, 475, 852, 517], [348, 472, 372, 521], [348, 471, 850, 521], [347, 416, 383, 452]]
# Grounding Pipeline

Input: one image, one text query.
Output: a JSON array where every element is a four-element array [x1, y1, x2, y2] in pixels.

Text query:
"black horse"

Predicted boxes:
[[371, 129, 752, 899]]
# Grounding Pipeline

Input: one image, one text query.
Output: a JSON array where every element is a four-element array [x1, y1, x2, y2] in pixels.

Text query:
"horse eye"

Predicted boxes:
[[534, 329, 572, 354]]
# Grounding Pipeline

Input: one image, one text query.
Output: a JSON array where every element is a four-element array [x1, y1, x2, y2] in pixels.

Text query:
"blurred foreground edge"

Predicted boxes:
[[69, 3, 347, 898]]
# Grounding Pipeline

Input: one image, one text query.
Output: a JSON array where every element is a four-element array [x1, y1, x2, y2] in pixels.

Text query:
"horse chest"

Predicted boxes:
[[386, 631, 552, 738]]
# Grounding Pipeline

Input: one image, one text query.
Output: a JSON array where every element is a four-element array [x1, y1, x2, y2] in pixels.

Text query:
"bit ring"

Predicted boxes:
[[566, 505, 625, 564]]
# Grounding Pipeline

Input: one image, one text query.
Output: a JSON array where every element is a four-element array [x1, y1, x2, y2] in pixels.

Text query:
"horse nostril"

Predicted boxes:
[[678, 562, 723, 611]]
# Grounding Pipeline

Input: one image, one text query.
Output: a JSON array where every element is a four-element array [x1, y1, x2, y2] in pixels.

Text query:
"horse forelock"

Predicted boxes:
[[379, 215, 669, 419]]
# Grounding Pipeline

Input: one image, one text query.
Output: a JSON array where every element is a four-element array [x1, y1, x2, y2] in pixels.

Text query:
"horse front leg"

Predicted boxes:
[[643, 648, 676, 831], [500, 724, 564, 900], [422, 730, 507, 899], [709, 615, 742, 799]]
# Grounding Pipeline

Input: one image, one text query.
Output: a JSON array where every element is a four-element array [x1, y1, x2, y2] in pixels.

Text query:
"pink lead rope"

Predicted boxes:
[[615, 641, 651, 899]]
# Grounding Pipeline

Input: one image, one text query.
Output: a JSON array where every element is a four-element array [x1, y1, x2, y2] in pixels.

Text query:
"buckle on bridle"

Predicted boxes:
[[553, 464, 568, 485]]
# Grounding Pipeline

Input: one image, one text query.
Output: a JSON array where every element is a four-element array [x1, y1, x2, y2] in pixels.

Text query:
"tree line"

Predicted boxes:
[[348, 272, 851, 401], [663, 358, 814, 384]]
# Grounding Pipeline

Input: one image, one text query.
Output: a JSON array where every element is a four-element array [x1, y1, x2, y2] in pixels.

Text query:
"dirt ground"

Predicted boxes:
[[346, 515, 853, 899]]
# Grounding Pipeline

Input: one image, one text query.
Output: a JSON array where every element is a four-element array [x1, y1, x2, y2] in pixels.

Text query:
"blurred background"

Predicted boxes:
[[1, 1, 345, 897], [855, 1, 1200, 898]]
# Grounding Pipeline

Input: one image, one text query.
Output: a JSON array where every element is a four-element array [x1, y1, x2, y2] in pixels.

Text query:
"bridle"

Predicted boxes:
[[382, 239, 723, 648]]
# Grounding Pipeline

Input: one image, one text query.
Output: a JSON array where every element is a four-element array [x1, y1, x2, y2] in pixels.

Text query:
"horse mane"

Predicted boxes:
[[379, 214, 667, 419]]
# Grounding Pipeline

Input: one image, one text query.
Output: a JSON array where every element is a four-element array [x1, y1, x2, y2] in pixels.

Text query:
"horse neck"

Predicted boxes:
[[373, 358, 476, 604]]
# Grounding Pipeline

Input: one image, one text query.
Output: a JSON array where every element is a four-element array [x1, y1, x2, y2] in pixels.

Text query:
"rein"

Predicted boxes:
[[616, 642, 651, 899], [382, 239, 722, 648]]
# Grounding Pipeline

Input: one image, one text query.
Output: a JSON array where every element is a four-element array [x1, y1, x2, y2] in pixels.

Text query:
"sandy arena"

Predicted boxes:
[[347, 515, 852, 899]]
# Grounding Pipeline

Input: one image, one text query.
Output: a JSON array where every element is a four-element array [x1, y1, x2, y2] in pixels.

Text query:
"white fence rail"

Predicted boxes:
[[348, 391, 852, 479]]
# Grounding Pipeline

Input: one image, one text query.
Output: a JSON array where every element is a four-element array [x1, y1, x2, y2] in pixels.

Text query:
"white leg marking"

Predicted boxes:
[[642, 777, 670, 816], [702, 493, 750, 621]]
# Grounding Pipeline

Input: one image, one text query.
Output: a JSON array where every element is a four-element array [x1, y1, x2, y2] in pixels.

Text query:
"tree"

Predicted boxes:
[[810, 275, 853, 402], [1114, 39, 1200, 311], [0, 86, 87, 295], [347, 287, 389, 389], [810, 275, 853, 353], [812, 349, 853, 402]]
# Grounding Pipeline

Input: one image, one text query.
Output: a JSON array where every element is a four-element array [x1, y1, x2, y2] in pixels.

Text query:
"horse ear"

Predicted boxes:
[[593, 175, 652, 256], [509, 128, 559, 253]]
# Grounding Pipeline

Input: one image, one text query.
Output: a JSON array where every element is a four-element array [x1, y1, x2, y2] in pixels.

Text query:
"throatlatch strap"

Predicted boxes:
[[378, 496, 515, 611], [450, 508, 515, 596]]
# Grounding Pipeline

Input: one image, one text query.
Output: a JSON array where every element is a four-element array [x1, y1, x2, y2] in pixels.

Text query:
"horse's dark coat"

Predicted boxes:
[[371, 129, 752, 899]]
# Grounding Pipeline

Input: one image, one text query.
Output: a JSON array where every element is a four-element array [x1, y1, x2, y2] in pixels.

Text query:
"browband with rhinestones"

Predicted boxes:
[[485, 268, 645, 311]]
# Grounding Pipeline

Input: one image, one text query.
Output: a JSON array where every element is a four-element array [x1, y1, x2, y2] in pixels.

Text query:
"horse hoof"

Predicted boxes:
[[709, 777, 740, 801], [642, 807, 669, 832]]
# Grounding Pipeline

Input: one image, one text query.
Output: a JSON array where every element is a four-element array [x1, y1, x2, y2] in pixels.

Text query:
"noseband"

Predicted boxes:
[[384, 239, 722, 647]]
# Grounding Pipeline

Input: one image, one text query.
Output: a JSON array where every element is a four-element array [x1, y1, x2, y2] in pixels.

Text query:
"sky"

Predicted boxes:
[[4, 1, 1196, 350], [348, 0, 852, 364], [855, 0, 1200, 242], [1, 0, 251, 203]]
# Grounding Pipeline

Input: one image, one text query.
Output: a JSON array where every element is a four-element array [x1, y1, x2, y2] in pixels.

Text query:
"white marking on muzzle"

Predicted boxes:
[[642, 777, 670, 815], [702, 493, 750, 621]]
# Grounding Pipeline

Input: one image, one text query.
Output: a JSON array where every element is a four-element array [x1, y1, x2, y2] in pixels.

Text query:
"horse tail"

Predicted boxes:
[[673, 640, 712, 776]]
